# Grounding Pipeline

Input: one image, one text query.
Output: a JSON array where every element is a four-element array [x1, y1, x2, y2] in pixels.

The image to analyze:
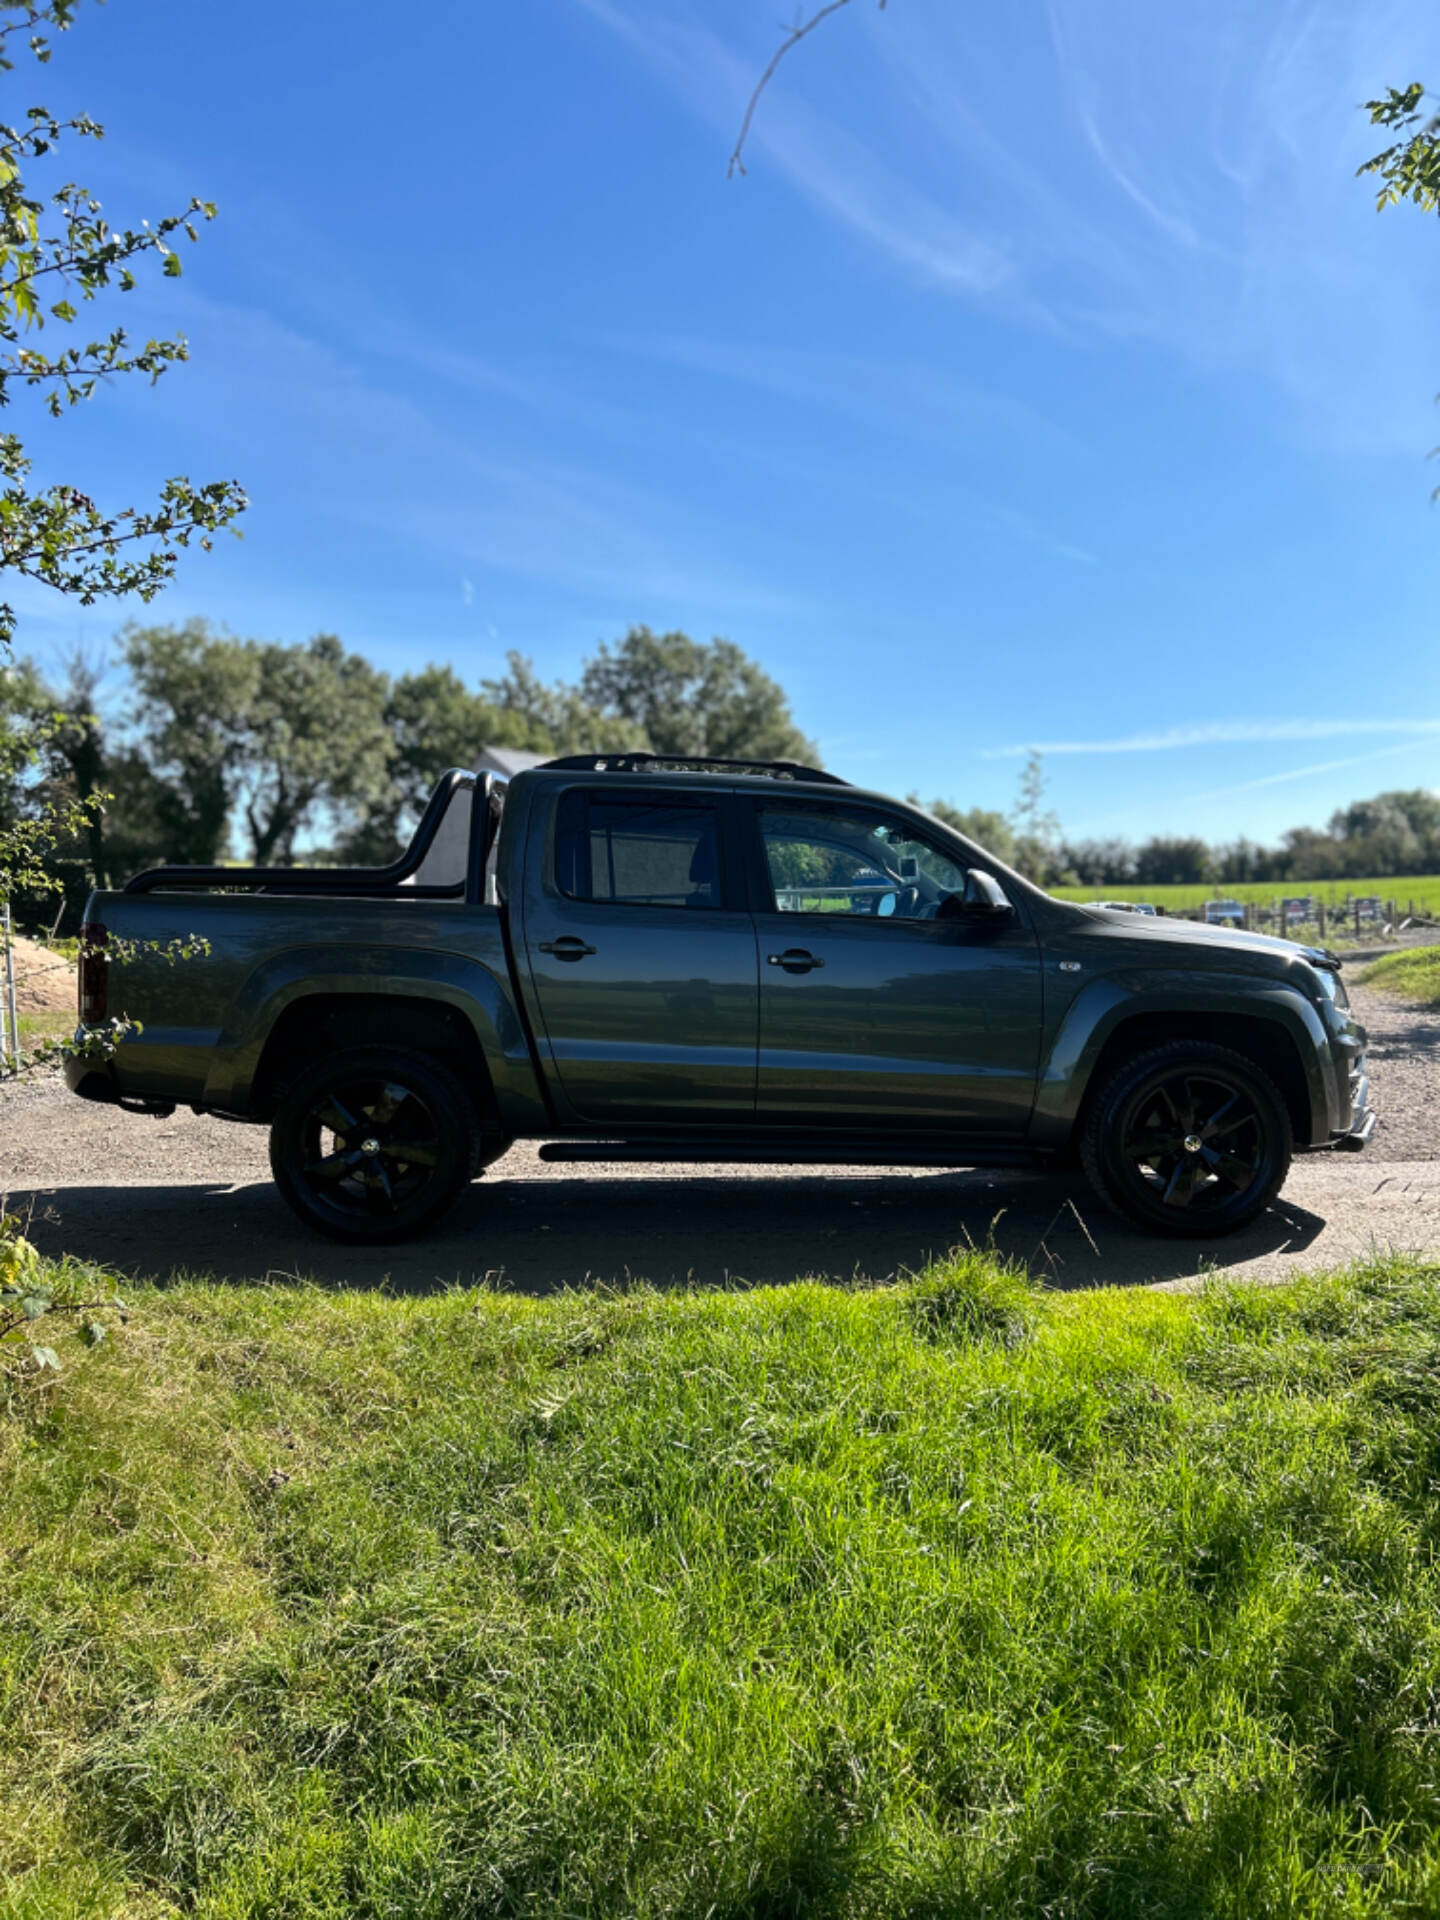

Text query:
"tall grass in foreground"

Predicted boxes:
[[1359, 947, 1440, 1007], [6, 1255, 1440, 1917]]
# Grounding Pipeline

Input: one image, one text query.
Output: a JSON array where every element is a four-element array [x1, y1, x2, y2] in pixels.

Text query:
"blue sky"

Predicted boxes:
[[12, 0, 1440, 845]]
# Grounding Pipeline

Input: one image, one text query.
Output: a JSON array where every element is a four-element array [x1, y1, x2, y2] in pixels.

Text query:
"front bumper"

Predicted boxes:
[[1330, 1067, 1374, 1152]]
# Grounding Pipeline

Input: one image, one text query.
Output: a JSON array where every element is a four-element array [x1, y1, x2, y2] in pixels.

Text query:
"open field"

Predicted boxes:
[[9, 1252, 1440, 1917], [1053, 875, 1440, 916]]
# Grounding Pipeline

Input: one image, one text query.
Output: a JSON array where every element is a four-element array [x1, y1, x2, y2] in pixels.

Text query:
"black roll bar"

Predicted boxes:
[[123, 767, 480, 898]]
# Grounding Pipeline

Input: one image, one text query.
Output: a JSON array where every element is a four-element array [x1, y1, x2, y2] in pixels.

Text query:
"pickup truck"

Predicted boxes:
[[65, 754, 1374, 1244]]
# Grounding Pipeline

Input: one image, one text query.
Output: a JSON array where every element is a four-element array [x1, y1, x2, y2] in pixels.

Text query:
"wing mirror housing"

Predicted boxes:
[[957, 868, 1013, 917]]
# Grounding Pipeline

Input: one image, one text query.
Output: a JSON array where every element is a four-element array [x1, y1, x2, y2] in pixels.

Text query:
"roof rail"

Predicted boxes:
[[537, 753, 848, 786]]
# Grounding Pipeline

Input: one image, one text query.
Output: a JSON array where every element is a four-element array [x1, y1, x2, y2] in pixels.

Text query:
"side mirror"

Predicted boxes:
[[958, 868, 1013, 916]]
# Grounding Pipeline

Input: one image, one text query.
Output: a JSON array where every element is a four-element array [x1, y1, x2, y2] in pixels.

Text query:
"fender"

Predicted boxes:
[[203, 940, 550, 1131], [1030, 970, 1339, 1149]]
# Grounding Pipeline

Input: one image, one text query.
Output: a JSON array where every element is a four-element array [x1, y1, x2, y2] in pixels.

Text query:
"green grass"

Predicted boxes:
[[1052, 874, 1440, 916], [14, 1007, 73, 1043], [1359, 947, 1440, 1007], [9, 1254, 1440, 1916]]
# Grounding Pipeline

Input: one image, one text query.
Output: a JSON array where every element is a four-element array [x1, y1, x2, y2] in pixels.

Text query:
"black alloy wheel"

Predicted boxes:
[[1081, 1041, 1292, 1238], [270, 1046, 478, 1243]]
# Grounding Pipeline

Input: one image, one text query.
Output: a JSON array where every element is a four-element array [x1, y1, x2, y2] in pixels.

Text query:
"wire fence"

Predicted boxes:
[[1180, 895, 1432, 940]]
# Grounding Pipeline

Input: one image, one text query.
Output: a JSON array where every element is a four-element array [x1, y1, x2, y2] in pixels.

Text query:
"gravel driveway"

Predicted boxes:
[[2, 981, 1435, 1296]]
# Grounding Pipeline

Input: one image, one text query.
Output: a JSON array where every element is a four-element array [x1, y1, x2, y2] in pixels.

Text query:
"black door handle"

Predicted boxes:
[[539, 937, 596, 961], [767, 948, 824, 973]]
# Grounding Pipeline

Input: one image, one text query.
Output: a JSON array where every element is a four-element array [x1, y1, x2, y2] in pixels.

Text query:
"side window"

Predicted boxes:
[[760, 804, 973, 921], [554, 791, 723, 910]]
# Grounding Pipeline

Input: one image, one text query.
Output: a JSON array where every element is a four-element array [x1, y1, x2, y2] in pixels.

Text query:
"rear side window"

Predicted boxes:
[[554, 791, 723, 910]]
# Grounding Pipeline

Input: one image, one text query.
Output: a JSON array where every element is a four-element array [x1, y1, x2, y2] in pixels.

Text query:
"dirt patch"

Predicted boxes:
[[5, 936, 75, 1014]]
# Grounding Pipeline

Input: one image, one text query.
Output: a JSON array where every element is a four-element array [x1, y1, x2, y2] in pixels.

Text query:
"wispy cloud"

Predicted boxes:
[[1181, 739, 1438, 805], [1064, 738, 1437, 837], [988, 718, 1440, 758], [612, 332, 1072, 448], [630, 0, 1440, 453], [571, 0, 1015, 298], [100, 285, 811, 622]]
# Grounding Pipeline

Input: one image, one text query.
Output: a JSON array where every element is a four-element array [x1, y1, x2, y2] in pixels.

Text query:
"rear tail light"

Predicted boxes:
[[79, 921, 108, 1024]]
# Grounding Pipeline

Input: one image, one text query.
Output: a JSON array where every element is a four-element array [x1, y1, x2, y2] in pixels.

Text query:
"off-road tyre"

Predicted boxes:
[[270, 1045, 481, 1244], [1079, 1040, 1293, 1238]]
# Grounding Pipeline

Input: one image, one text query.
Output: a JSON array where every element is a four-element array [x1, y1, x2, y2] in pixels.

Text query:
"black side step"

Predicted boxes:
[[537, 1138, 1045, 1171]]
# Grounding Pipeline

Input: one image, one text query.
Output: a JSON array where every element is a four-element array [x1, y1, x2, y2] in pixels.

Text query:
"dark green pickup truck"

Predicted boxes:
[[66, 755, 1374, 1243]]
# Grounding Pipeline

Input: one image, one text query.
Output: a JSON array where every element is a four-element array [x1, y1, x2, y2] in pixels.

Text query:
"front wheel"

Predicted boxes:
[[1080, 1041, 1292, 1238], [270, 1046, 479, 1243]]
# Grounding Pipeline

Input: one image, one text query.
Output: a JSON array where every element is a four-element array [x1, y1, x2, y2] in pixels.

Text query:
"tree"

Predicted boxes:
[[239, 634, 391, 864], [1009, 750, 1061, 885], [578, 626, 819, 764], [123, 622, 394, 866], [479, 651, 648, 760], [122, 621, 251, 863], [1133, 836, 1215, 887], [915, 796, 1018, 867], [1057, 836, 1136, 888], [1324, 789, 1440, 879], [0, 1, 245, 1013], [0, 2, 246, 649], [0, 649, 93, 913]]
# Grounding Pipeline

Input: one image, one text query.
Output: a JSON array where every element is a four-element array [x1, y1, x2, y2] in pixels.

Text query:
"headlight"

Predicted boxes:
[[1310, 965, 1347, 1008]]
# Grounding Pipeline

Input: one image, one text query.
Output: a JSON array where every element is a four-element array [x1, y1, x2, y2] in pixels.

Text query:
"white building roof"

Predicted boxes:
[[476, 745, 550, 779]]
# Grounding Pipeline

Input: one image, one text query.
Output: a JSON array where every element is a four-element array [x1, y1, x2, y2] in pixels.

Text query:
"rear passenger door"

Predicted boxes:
[[520, 784, 759, 1123]]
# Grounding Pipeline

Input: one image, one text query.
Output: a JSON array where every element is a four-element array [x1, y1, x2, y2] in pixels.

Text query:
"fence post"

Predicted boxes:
[[1317, 902, 1327, 941], [1, 901, 16, 1077]]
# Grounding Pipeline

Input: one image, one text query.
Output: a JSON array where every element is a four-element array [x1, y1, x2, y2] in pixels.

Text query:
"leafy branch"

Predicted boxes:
[[1359, 84, 1440, 214], [0, 0, 81, 73], [0, 1210, 123, 1385], [728, 0, 888, 179], [0, 437, 246, 648], [0, 9, 246, 653]]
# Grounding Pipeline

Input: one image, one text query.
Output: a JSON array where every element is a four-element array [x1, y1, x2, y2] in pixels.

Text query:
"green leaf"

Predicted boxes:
[[161, 252, 181, 278], [29, 1345, 60, 1372], [19, 1293, 50, 1319], [81, 1319, 107, 1347]]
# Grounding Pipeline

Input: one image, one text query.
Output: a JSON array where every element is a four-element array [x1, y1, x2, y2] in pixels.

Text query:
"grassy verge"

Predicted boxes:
[[15, 1008, 74, 1045], [1359, 947, 1440, 1007], [7, 1254, 1440, 1916]]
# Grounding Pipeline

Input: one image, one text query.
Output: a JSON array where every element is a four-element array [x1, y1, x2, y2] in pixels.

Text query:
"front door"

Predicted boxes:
[[521, 784, 758, 1123], [747, 798, 1042, 1132]]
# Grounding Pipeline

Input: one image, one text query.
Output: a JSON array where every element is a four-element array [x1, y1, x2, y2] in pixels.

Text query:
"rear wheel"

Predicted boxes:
[[1080, 1041, 1292, 1237], [270, 1046, 479, 1243]]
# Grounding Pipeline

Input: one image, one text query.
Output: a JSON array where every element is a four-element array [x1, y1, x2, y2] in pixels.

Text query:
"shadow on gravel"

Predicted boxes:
[[10, 1164, 1326, 1296], [1365, 1017, 1440, 1057]]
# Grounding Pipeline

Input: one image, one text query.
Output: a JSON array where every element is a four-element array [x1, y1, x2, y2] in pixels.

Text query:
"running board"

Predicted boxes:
[[537, 1138, 1046, 1171]]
